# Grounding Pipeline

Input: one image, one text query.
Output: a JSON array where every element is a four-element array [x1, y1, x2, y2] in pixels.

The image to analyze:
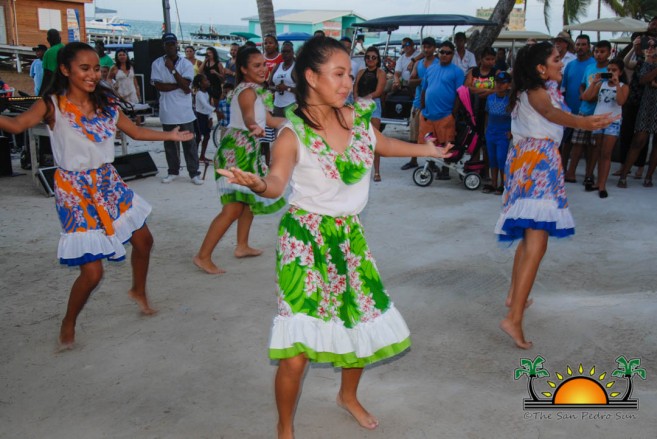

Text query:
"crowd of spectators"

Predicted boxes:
[[23, 19, 657, 194]]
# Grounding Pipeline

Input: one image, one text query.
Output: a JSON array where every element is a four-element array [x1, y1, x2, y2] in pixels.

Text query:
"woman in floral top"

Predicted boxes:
[[0, 42, 194, 348], [194, 46, 286, 274], [219, 37, 453, 439]]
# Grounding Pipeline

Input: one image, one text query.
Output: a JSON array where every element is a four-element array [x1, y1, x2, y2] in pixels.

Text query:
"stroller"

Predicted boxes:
[[412, 86, 486, 190]]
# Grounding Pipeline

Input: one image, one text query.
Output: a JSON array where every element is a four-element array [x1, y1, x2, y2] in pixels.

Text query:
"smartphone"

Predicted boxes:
[[600, 73, 613, 80], [641, 36, 656, 50]]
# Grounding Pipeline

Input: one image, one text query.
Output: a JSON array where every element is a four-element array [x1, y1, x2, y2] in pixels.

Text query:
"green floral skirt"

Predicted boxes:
[[269, 207, 411, 367], [214, 127, 285, 215]]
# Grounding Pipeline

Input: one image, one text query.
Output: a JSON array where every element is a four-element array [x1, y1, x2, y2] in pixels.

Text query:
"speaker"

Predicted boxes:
[[113, 152, 158, 181], [37, 166, 57, 196], [0, 136, 12, 176], [133, 39, 166, 103]]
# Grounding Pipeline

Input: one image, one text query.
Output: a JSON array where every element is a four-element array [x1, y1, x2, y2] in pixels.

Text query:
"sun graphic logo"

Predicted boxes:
[[515, 355, 646, 410]]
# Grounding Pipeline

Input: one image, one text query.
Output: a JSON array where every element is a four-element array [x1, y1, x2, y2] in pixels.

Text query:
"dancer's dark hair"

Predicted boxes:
[[508, 41, 554, 111], [42, 42, 128, 118], [293, 36, 349, 130]]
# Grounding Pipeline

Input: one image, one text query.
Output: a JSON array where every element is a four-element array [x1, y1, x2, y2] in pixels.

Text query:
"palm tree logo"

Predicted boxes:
[[515, 355, 645, 410], [514, 355, 550, 401], [611, 355, 647, 402]]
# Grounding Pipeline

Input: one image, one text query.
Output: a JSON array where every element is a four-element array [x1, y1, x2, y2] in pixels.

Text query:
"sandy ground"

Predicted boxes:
[[1, 123, 656, 439]]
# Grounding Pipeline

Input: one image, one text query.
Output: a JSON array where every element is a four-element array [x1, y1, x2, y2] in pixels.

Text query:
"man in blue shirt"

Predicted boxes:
[[419, 41, 465, 179], [564, 40, 611, 184], [29, 44, 46, 96], [400, 37, 439, 170], [561, 35, 594, 174]]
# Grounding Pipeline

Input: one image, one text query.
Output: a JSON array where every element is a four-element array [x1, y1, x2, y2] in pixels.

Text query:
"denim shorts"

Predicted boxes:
[[592, 119, 621, 137], [372, 98, 382, 120]]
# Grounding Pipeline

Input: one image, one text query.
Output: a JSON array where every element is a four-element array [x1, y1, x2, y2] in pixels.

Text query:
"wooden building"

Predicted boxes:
[[0, 0, 91, 47]]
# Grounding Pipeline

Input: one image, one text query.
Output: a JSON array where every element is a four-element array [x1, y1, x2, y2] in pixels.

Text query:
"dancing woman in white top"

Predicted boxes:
[[220, 36, 454, 439], [0, 42, 193, 349], [496, 42, 617, 349]]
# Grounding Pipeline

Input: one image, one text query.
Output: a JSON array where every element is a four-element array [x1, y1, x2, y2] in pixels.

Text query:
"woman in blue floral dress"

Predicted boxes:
[[219, 37, 454, 438], [194, 46, 286, 274], [0, 43, 194, 348], [495, 42, 616, 350]]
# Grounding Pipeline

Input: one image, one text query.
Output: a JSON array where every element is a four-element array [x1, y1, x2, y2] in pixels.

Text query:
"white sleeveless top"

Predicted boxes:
[[511, 86, 564, 144], [228, 83, 266, 131], [47, 95, 119, 172], [282, 116, 376, 217], [594, 81, 623, 118], [272, 62, 296, 108], [114, 67, 139, 104]]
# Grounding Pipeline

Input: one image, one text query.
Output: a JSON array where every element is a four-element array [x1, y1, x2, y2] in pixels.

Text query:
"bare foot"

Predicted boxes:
[[505, 296, 533, 309], [276, 424, 294, 439], [336, 394, 379, 430], [128, 290, 157, 315], [58, 321, 75, 351], [500, 318, 533, 349], [193, 255, 226, 274], [234, 246, 263, 258]]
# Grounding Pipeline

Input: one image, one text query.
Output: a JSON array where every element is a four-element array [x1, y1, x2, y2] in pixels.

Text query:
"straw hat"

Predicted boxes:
[[553, 31, 575, 50]]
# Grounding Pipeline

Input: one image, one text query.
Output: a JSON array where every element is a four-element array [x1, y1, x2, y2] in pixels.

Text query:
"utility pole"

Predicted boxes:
[[162, 0, 171, 34]]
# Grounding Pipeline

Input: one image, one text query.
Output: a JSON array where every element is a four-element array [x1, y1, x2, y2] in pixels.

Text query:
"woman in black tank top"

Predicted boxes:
[[354, 46, 387, 181]]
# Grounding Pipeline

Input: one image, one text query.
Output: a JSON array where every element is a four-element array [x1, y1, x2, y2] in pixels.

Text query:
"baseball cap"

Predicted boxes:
[[496, 71, 512, 83], [32, 44, 48, 52], [162, 32, 177, 43]]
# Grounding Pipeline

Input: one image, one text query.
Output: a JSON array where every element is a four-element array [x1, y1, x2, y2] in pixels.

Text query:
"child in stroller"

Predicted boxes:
[[412, 85, 486, 189]]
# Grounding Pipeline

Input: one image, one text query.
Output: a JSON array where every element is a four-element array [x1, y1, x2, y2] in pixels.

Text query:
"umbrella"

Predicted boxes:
[[563, 17, 648, 33], [276, 32, 313, 42], [230, 31, 260, 40]]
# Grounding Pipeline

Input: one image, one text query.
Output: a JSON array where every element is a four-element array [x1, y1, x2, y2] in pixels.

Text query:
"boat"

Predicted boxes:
[[85, 6, 130, 34], [189, 25, 245, 47]]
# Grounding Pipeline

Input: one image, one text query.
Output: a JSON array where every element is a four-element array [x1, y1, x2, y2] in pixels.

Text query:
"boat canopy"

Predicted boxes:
[[353, 14, 497, 32]]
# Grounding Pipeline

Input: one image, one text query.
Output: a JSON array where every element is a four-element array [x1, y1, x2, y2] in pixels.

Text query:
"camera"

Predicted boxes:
[[600, 73, 613, 80]]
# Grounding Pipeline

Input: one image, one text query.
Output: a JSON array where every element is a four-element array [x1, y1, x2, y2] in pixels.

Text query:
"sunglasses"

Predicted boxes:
[[439, 50, 454, 55], [365, 55, 379, 60]]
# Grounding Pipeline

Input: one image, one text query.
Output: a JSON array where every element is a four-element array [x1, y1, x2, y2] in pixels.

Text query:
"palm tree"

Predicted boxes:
[[622, 0, 657, 20], [256, 0, 276, 37], [537, 0, 625, 32], [611, 355, 646, 401], [468, 0, 518, 57], [514, 355, 550, 401]]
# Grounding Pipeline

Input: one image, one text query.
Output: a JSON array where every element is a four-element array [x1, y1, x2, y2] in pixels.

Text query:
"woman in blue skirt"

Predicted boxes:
[[495, 42, 617, 349]]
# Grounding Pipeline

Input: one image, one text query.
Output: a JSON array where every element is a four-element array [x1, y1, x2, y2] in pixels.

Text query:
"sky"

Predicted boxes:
[[88, 0, 626, 37]]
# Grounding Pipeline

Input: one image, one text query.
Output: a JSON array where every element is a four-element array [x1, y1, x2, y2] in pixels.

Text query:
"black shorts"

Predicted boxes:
[[196, 113, 211, 136]]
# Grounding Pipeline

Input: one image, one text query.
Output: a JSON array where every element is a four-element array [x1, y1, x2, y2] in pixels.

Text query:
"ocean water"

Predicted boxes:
[[123, 19, 248, 40]]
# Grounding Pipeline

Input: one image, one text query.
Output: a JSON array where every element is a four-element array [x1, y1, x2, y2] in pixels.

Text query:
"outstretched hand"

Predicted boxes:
[[169, 126, 195, 142], [217, 167, 264, 192], [582, 112, 620, 132], [426, 141, 455, 159], [247, 124, 265, 138]]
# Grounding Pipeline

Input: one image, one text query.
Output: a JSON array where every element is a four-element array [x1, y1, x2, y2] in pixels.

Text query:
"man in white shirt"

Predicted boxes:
[[554, 31, 577, 73], [453, 32, 477, 74], [151, 33, 203, 185], [392, 38, 421, 89]]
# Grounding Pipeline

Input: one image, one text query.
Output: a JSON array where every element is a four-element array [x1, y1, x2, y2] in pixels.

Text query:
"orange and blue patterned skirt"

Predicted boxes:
[[494, 137, 575, 242], [54, 163, 151, 266]]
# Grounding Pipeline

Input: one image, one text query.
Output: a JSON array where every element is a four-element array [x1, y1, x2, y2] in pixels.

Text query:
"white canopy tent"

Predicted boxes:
[[564, 17, 648, 33]]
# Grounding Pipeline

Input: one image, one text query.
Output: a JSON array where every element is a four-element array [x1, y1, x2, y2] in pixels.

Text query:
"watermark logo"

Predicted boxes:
[[515, 355, 646, 410]]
